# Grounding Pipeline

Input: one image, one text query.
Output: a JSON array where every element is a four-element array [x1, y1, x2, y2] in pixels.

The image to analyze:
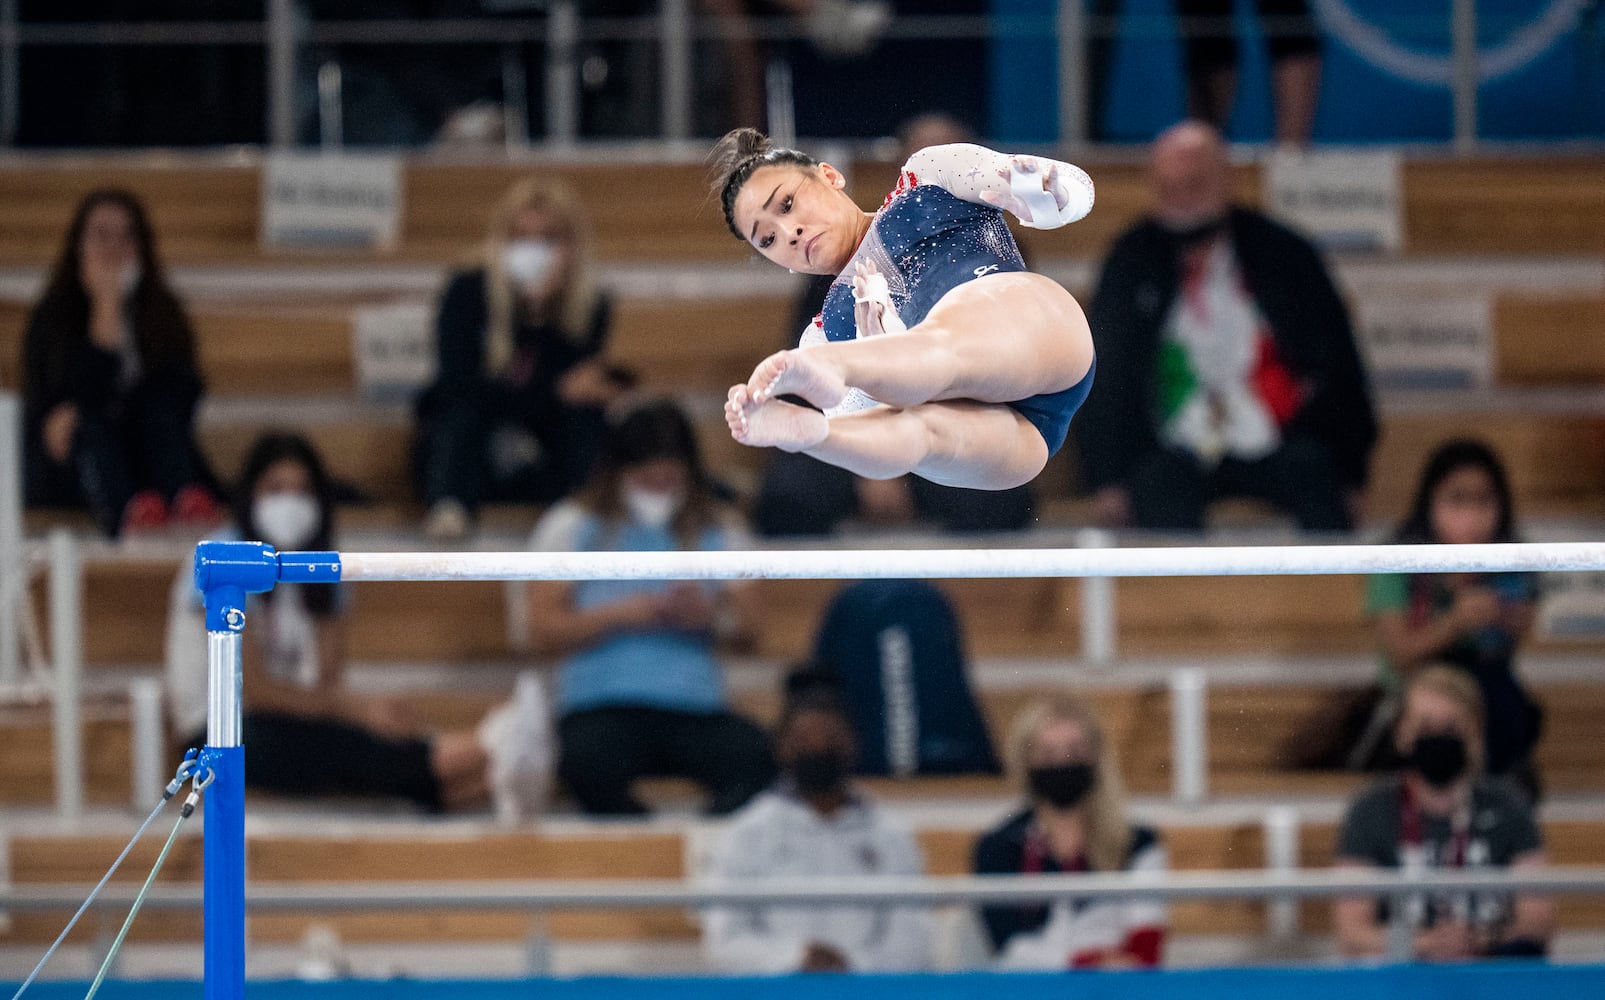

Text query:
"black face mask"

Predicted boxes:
[[791, 752, 850, 797], [1408, 732, 1469, 788], [1027, 763, 1097, 809]]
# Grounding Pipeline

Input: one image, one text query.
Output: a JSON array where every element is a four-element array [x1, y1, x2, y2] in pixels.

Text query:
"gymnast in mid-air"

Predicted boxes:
[[713, 127, 1096, 491]]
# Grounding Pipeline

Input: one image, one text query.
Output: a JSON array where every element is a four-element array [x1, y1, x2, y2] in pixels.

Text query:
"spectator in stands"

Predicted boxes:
[[415, 175, 630, 540], [1359, 439, 1544, 799], [972, 696, 1166, 969], [1333, 666, 1554, 960], [1178, 0, 1322, 145], [753, 110, 1034, 537], [702, 681, 932, 972], [526, 399, 774, 816], [166, 432, 550, 819], [1074, 120, 1374, 533], [21, 188, 221, 538]]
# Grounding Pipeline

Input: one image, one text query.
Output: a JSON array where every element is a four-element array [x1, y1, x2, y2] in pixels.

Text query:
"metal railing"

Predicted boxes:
[[0, 3, 1504, 150]]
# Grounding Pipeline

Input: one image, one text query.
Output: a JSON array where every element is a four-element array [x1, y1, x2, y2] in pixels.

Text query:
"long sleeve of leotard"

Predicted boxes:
[[899, 143, 1094, 230]]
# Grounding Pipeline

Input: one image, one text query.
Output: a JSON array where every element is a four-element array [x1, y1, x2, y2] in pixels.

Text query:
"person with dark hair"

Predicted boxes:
[[972, 696, 1166, 969], [21, 188, 220, 537], [415, 174, 630, 540], [1359, 439, 1544, 797], [166, 432, 550, 819], [709, 127, 1097, 494], [525, 398, 774, 816], [1074, 121, 1374, 532], [1333, 667, 1553, 960], [702, 685, 932, 973]]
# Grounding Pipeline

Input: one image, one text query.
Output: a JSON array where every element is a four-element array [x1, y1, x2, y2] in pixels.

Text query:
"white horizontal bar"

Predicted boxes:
[[4, 867, 1603, 912], [336, 542, 1605, 583]]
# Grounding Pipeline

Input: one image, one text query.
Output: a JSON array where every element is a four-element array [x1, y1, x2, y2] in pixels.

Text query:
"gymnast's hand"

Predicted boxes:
[[851, 259, 903, 338], [980, 155, 1095, 230]]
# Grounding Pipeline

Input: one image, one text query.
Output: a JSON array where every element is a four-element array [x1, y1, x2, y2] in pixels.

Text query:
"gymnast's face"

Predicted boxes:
[[733, 163, 863, 275]]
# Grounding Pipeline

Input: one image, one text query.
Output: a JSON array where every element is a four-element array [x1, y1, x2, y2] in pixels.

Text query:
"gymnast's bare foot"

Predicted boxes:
[[726, 384, 828, 452], [747, 348, 848, 410]]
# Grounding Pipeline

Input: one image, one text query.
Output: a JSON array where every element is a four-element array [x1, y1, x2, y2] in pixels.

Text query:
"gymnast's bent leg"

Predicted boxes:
[[748, 272, 1093, 411]]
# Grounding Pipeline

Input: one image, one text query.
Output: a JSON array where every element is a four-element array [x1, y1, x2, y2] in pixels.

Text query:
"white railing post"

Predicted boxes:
[[1263, 804, 1300, 940], [0, 392, 21, 686], [1056, 0, 1089, 147], [267, 0, 300, 147], [1450, 0, 1478, 153], [659, 0, 693, 140], [129, 677, 165, 810], [545, 0, 580, 145], [48, 529, 83, 822], [1075, 528, 1115, 664], [1168, 668, 1207, 804]]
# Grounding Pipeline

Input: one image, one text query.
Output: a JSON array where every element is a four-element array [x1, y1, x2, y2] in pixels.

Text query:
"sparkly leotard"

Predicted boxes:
[[801, 150, 1095, 457]]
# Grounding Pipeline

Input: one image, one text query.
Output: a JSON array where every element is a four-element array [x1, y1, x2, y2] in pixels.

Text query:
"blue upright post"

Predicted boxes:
[[193, 541, 278, 1000]]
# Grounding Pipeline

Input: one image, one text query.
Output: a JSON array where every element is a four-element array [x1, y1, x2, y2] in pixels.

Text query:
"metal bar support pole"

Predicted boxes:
[[129, 677, 166, 810], [1263, 805, 1300, 940], [0, 393, 21, 686], [1057, 0, 1089, 148], [1076, 528, 1115, 664], [48, 529, 83, 822], [659, 0, 693, 140], [1168, 667, 1207, 804], [267, 0, 299, 147], [1450, 0, 1478, 153]]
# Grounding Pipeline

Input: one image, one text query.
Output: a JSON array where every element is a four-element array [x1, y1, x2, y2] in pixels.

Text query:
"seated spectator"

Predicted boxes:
[[166, 432, 549, 819], [1333, 666, 1554, 960], [1337, 440, 1542, 800], [973, 696, 1166, 969], [526, 399, 773, 816], [22, 188, 220, 537], [1074, 120, 1375, 532], [702, 682, 932, 973], [414, 175, 630, 539], [753, 111, 1033, 537]]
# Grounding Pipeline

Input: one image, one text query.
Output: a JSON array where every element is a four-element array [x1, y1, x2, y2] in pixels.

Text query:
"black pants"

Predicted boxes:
[[415, 391, 606, 511], [557, 706, 775, 816], [754, 451, 1036, 537], [1124, 435, 1351, 532], [26, 376, 208, 537], [182, 711, 444, 813]]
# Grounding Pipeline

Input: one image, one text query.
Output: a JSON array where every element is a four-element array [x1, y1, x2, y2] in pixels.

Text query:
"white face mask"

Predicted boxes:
[[253, 492, 321, 550], [623, 488, 682, 530], [503, 240, 558, 286]]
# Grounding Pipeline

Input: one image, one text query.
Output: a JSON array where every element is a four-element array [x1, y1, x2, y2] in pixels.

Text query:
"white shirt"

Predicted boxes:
[[702, 789, 933, 974], [995, 837, 1168, 970]]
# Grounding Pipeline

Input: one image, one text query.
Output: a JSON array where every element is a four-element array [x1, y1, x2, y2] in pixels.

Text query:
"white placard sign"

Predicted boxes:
[[352, 302, 435, 400], [1264, 149, 1403, 253], [1354, 293, 1492, 390], [262, 153, 403, 250], [1537, 571, 1605, 641]]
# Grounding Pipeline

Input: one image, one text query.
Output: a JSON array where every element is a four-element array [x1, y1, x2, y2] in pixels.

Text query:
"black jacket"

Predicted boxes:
[[1073, 208, 1377, 492]]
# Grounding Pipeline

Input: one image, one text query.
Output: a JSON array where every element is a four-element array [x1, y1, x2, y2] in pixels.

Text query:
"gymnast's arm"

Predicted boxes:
[[900, 143, 1095, 230]]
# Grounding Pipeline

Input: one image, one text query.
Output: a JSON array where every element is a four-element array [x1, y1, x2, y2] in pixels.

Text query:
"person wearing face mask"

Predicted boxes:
[[414, 175, 632, 540], [972, 697, 1166, 969], [1073, 120, 1375, 533], [1333, 667, 1553, 961], [21, 188, 221, 537], [702, 682, 932, 974], [166, 433, 552, 820], [526, 399, 774, 816]]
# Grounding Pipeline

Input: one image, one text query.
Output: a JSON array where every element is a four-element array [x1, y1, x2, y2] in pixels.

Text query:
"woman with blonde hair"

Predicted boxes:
[[414, 175, 631, 539], [971, 696, 1167, 969]]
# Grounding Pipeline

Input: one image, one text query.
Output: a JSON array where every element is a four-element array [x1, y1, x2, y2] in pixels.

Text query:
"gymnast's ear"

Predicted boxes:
[[816, 161, 847, 189]]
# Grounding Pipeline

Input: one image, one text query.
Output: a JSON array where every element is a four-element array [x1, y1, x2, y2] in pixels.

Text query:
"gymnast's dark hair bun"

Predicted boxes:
[[708, 128, 818, 240]]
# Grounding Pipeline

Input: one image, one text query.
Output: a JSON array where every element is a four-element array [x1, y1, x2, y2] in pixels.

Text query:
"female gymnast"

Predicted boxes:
[[713, 128, 1097, 490]]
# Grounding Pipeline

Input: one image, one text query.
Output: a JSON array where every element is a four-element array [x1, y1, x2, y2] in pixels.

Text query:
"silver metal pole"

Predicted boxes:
[[267, 0, 299, 148], [1076, 528, 1115, 663], [1057, 0, 1089, 148], [48, 530, 83, 823], [765, 60, 795, 148], [1263, 805, 1300, 940], [545, 0, 579, 145], [316, 60, 342, 149], [208, 632, 243, 749], [0, 393, 21, 686], [500, 45, 529, 149], [1450, 0, 1478, 153], [129, 677, 165, 809], [1168, 668, 1207, 804], [0, 0, 18, 146], [659, 0, 693, 140]]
